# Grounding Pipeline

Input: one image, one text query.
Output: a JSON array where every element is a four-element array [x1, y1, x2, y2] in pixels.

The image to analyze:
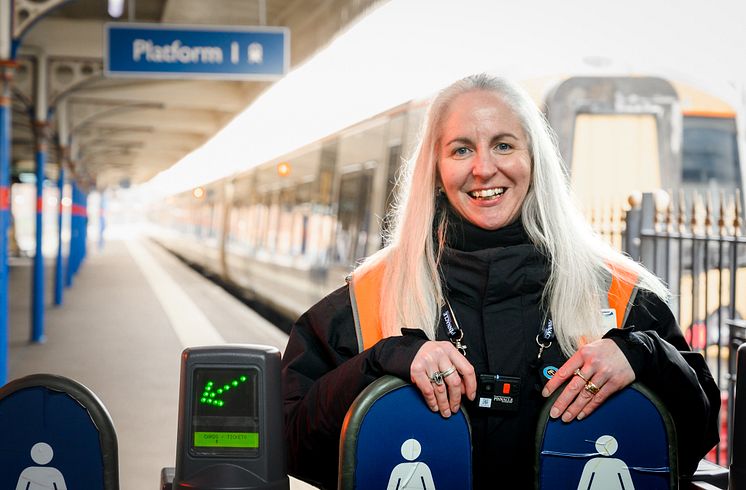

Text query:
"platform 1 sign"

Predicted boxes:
[[105, 23, 289, 80]]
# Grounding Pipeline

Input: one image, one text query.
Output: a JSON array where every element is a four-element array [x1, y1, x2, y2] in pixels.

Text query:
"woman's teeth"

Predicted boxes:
[[469, 188, 506, 200]]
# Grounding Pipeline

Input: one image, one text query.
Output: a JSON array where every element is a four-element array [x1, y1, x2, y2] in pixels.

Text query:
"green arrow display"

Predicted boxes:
[[199, 374, 248, 407]]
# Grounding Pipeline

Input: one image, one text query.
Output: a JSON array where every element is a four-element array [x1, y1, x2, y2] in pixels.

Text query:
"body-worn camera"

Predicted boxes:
[[476, 374, 521, 412]]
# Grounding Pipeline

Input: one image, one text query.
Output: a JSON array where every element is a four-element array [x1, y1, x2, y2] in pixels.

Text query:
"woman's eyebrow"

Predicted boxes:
[[444, 136, 473, 146], [492, 132, 520, 141]]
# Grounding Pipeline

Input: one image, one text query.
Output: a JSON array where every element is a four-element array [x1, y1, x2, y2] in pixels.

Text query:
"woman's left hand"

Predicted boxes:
[[541, 338, 635, 422]]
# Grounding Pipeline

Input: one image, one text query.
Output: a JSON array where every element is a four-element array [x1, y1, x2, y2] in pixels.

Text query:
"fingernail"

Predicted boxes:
[[541, 388, 549, 397], [470, 392, 476, 401], [443, 409, 451, 418], [561, 412, 572, 423], [453, 404, 460, 413], [550, 407, 560, 418], [430, 405, 437, 412], [577, 411, 585, 421]]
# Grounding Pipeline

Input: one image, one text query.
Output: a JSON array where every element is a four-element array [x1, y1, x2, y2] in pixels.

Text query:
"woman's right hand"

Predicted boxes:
[[410, 341, 476, 418]]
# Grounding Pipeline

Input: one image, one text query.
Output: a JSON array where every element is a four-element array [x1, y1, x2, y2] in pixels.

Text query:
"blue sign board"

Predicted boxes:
[[105, 23, 289, 80], [0, 375, 119, 490], [537, 384, 676, 489]]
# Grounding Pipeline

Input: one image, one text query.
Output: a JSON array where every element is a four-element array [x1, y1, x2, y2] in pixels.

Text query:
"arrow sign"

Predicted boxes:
[[199, 374, 248, 408]]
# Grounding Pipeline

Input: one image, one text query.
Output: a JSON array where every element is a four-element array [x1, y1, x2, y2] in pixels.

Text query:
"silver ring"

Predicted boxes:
[[573, 368, 590, 383], [430, 366, 457, 386]]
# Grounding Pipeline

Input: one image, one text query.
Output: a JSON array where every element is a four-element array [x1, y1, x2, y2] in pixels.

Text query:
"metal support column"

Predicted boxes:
[[65, 181, 76, 287], [54, 99, 68, 306], [98, 192, 105, 251], [31, 50, 48, 343], [54, 158, 64, 305], [0, 0, 13, 384]]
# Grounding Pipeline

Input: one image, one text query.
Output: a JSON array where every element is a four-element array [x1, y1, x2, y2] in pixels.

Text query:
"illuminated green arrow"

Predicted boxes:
[[199, 375, 248, 407]]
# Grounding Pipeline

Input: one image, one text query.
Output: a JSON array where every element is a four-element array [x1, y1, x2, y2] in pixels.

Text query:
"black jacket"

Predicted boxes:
[[282, 224, 720, 489]]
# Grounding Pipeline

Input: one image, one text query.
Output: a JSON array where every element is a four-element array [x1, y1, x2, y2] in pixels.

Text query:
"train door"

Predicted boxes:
[[546, 77, 681, 212], [333, 120, 388, 266], [334, 169, 373, 266], [570, 113, 661, 209]]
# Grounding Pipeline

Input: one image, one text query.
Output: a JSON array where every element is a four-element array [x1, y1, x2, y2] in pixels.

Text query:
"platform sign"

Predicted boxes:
[[105, 23, 289, 80]]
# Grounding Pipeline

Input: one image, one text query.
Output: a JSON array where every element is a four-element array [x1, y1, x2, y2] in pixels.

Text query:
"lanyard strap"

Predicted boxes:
[[440, 299, 467, 356], [440, 296, 555, 359]]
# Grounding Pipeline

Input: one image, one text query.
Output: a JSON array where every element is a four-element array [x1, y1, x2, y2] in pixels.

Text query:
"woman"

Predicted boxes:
[[281, 74, 720, 489]]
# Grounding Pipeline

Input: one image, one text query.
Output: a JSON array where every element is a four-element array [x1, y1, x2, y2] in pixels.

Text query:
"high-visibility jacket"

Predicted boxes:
[[347, 260, 639, 353]]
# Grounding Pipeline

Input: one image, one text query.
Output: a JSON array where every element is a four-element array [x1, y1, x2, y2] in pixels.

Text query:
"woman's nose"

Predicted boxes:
[[471, 151, 497, 179]]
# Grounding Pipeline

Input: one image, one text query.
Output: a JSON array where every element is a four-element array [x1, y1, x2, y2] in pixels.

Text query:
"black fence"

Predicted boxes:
[[620, 189, 745, 466]]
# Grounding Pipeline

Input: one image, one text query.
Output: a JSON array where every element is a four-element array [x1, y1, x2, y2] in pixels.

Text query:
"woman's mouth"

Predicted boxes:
[[468, 187, 506, 200]]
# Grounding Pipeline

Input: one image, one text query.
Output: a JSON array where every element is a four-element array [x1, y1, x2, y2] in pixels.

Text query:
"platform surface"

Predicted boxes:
[[8, 235, 316, 490]]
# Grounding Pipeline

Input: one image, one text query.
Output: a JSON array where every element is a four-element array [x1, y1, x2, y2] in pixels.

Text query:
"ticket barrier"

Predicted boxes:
[[730, 342, 746, 489], [0, 373, 119, 489], [537, 382, 677, 489], [338, 375, 472, 490], [161, 344, 289, 490]]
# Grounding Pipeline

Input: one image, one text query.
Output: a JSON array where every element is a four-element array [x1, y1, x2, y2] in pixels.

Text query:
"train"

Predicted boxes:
[[146, 74, 744, 329]]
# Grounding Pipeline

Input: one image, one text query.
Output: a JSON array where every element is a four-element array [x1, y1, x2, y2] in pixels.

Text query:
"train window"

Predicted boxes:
[[570, 113, 661, 211], [382, 144, 402, 242], [682, 116, 742, 190], [403, 106, 426, 159], [318, 140, 338, 206], [334, 171, 373, 266]]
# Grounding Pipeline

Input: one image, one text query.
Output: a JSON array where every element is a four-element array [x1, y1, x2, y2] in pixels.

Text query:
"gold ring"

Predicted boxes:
[[584, 381, 600, 396], [573, 368, 590, 383]]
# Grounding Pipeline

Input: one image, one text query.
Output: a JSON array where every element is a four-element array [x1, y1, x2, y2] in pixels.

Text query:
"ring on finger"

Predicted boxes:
[[573, 368, 590, 383], [584, 381, 600, 396], [441, 366, 457, 379], [429, 371, 445, 386]]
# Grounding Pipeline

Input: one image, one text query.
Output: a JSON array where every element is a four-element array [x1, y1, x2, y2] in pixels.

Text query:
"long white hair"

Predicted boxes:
[[356, 73, 669, 357]]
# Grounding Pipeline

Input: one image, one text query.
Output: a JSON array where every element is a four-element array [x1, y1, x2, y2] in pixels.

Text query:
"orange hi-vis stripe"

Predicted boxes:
[[349, 261, 640, 352], [607, 262, 639, 328], [350, 263, 387, 352]]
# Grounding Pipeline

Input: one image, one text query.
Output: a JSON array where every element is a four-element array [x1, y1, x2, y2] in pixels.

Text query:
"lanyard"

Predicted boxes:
[[440, 299, 467, 356], [439, 297, 555, 360], [535, 317, 555, 360]]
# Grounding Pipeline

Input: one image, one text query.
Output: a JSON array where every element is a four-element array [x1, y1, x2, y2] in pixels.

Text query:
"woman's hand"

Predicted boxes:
[[541, 338, 635, 422], [410, 341, 477, 418]]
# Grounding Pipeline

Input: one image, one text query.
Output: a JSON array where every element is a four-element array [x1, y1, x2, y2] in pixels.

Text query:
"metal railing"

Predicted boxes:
[[619, 189, 745, 466]]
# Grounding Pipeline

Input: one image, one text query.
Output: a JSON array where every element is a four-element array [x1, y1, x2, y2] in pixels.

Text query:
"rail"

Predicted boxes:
[[620, 189, 744, 466]]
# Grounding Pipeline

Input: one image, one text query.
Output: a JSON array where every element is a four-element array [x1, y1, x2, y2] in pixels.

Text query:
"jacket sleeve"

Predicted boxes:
[[604, 290, 721, 478], [281, 285, 428, 489]]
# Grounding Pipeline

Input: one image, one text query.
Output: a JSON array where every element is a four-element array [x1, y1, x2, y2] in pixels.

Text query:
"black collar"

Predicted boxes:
[[441, 203, 530, 252]]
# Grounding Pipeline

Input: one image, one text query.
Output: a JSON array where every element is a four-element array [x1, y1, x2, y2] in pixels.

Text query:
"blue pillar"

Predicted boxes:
[[53, 163, 64, 306], [65, 180, 78, 287], [81, 190, 87, 265], [31, 121, 46, 343], [0, 62, 12, 384], [98, 192, 105, 251]]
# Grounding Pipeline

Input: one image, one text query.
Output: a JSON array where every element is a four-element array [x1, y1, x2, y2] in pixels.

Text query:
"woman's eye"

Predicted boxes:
[[454, 147, 471, 157], [495, 142, 512, 153]]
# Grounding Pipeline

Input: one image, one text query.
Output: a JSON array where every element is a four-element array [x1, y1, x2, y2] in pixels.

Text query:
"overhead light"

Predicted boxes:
[[108, 0, 125, 18]]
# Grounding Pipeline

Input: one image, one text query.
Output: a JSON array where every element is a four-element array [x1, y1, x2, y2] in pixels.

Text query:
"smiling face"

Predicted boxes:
[[437, 90, 532, 230]]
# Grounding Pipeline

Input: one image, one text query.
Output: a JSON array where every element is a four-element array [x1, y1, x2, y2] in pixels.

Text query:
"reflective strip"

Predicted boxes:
[[347, 275, 365, 354], [349, 263, 386, 352], [607, 262, 640, 328]]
